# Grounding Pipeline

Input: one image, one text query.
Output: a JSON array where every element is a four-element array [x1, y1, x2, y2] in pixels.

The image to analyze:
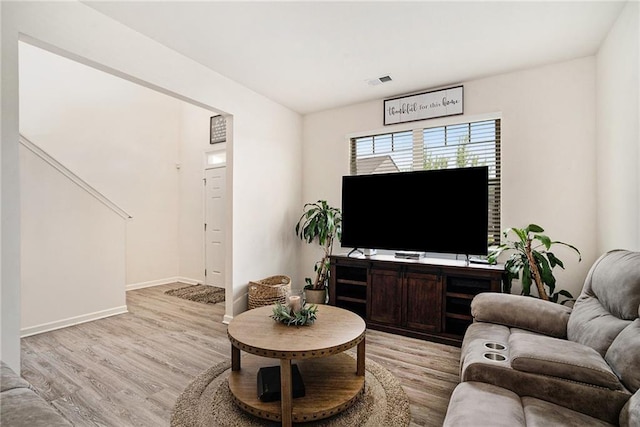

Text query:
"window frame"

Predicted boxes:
[[348, 114, 501, 247]]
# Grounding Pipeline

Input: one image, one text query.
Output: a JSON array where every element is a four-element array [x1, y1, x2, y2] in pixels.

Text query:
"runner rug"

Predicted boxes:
[[165, 284, 225, 305]]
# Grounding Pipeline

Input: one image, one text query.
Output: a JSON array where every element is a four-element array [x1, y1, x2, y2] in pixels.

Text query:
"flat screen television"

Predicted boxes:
[[341, 166, 489, 256]]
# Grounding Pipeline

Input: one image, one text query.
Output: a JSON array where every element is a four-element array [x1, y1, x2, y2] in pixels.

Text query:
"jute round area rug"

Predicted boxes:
[[170, 355, 411, 427]]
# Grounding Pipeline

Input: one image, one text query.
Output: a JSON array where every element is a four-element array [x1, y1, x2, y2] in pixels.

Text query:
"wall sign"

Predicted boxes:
[[383, 85, 463, 125], [210, 115, 227, 144]]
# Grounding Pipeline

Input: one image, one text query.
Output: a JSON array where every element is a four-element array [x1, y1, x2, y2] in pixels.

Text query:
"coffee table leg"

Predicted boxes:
[[231, 344, 241, 371], [356, 338, 365, 376], [280, 359, 292, 427]]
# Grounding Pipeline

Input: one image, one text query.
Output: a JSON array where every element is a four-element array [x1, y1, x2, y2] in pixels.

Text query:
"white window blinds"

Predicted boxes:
[[350, 118, 501, 246]]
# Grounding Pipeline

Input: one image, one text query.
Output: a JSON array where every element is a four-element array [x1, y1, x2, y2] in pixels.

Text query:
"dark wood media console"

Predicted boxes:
[[329, 254, 505, 346]]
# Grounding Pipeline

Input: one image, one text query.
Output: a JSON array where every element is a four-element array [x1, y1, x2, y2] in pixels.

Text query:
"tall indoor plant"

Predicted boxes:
[[488, 224, 581, 304], [295, 200, 342, 303]]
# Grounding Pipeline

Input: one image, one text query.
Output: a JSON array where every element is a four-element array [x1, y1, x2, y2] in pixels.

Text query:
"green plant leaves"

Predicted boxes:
[[526, 224, 544, 233], [295, 200, 342, 290], [271, 302, 318, 326], [295, 200, 342, 247], [547, 252, 562, 269], [511, 227, 528, 244], [487, 224, 580, 304], [556, 289, 574, 305], [535, 234, 552, 250]]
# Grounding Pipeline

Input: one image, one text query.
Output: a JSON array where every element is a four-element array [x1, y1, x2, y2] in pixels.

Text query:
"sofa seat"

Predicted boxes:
[[443, 381, 640, 427], [460, 322, 632, 424]]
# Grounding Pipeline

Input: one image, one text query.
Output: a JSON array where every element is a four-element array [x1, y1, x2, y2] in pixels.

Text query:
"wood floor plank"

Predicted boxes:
[[20, 282, 460, 426]]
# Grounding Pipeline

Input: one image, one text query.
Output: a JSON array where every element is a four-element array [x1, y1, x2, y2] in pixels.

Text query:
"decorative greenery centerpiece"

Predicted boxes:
[[271, 302, 318, 326], [488, 224, 581, 305]]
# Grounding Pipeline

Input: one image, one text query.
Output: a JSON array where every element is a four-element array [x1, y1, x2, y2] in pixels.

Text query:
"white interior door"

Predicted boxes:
[[205, 166, 225, 288]]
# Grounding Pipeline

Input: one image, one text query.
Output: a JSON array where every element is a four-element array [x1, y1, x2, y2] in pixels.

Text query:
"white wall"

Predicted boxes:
[[19, 42, 221, 288], [303, 57, 597, 299], [20, 144, 127, 335], [596, 1, 640, 253], [1, 1, 302, 371], [19, 42, 186, 287]]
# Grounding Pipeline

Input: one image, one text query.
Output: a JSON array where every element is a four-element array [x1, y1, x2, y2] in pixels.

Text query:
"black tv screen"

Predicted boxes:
[[341, 166, 489, 255]]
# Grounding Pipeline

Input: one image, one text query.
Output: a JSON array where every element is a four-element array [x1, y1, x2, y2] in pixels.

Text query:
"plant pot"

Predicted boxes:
[[304, 288, 327, 305]]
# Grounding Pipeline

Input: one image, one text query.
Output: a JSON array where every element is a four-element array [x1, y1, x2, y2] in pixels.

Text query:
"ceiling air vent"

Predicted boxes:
[[366, 75, 393, 86]]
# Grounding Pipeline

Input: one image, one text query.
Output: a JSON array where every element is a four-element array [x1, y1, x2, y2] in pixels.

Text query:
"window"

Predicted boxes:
[[351, 130, 415, 173], [350, 118, 501, 246]]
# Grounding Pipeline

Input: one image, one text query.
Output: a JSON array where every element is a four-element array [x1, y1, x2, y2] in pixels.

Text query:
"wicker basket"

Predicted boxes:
[[248, 275, 292, 309]]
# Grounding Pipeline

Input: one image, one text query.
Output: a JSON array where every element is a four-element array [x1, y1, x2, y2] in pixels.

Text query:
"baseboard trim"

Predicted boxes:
[[21, 305, 128, 338], [126, 276, 201, 291], [223, 290, 250, 324]]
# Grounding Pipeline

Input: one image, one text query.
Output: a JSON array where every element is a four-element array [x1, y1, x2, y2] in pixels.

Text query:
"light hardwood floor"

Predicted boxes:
[[20, 283, 461, 426]]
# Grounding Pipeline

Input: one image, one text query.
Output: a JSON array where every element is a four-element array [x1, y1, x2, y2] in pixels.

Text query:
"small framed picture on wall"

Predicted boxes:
[[210, 115, 226, 144]]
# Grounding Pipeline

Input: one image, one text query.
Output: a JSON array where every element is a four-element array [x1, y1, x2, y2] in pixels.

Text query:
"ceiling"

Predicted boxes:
[[84, 1, 627, 115]]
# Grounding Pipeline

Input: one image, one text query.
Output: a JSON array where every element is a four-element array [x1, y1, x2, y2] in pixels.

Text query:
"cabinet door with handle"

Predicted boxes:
[[368, 267, 402, 326], [404, 271, 442, 332]]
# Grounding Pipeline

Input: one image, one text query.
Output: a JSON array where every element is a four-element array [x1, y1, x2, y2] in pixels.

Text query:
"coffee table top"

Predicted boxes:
[[227, 305, 366, 359]]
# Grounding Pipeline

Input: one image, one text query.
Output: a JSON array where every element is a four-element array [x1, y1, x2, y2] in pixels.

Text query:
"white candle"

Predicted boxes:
[[288, 295, 302, 313]]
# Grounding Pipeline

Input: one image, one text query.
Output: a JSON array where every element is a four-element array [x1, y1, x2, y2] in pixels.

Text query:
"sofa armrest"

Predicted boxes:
[[1, 361, 31, 392], [471, 293, 572, 338], [1, 361, 72, 427]]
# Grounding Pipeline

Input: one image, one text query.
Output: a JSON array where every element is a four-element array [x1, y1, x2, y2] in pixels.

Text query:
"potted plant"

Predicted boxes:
[[294, 200, 342, 304], [487, 224, 581, 305]]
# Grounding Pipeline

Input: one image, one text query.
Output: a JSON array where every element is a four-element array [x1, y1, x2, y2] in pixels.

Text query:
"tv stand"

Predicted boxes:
[[329, 254, 505, 346]]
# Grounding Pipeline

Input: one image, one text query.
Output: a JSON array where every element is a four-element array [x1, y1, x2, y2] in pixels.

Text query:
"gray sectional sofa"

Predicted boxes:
[[443, 249, 640, 426], [1, 361, 71, 427]]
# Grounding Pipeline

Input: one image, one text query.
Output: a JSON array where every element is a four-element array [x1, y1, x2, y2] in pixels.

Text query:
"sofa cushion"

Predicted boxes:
[[443, 382, 618, 427], [619, 390, 640, 427], [443, 382, 525, 427], [568, 250, 640, 356], [0, 387, 72, 427], [509, 332, 623, 390], [568, 295, 632, 357], [605, 319, 640, 393], [521, 396, 614, 427], [1, 361, 31, 392], [586, 250, 640, 320]]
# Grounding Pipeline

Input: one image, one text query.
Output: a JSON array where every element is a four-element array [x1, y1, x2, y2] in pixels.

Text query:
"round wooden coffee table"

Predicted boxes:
[[227, 305, 366, 426]]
